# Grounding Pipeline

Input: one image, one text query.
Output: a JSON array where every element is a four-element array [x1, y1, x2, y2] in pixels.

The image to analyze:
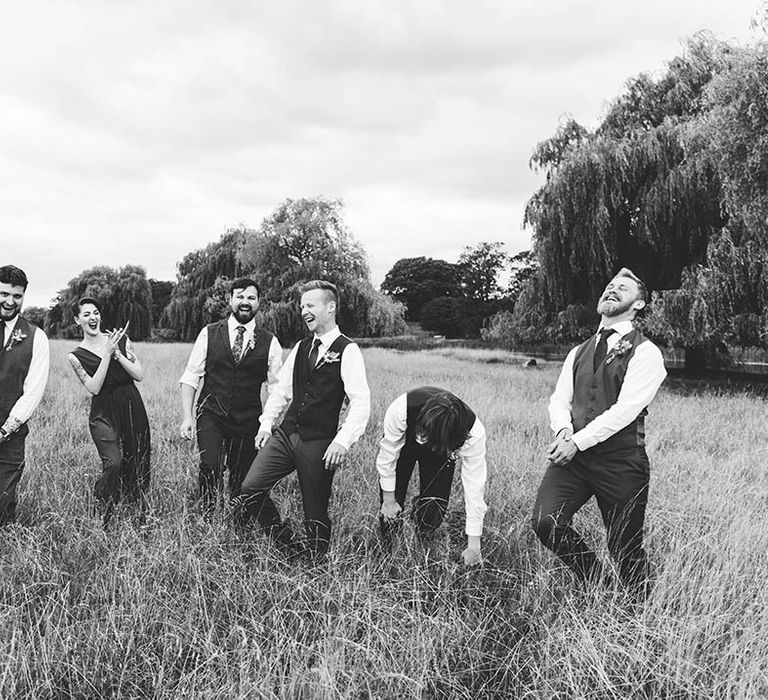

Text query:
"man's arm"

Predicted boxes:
[[570, 342, 667, 451], [257, 344, 297, 435], [2, 328, 50, 438], [376, 394, 408, 517], [323, 343, 371, 469], [178, 327, 208, 440], [458, 418, 488, 565], [265, 336, 284, 399], [548, 347, 578, 436]]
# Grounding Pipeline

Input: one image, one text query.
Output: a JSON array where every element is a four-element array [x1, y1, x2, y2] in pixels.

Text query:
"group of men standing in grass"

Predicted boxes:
[[0, 263, 665, 597]]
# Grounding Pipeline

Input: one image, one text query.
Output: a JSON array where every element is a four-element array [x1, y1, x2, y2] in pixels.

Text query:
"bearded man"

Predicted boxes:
[[179, 278, 283, 514], [0, 265, 50, 525], [532, 268, 667, 595]]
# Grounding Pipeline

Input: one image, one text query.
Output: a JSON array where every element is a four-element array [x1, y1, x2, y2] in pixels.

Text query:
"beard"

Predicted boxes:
[[0, 306, 20, 322], [596, 296, 635, 317], [233, 305, 256, 323]]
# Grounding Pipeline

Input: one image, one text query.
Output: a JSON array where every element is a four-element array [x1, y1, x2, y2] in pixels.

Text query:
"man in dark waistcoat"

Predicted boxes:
[[532, 268, 666, 595], [239, 280, 370, 555], [376, 386, 488, 566], [0, 265, 50, 525], [179, 278, 283, 514]]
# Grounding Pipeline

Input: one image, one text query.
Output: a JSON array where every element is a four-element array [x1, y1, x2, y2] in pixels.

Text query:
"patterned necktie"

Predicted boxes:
[[593, 327, 617, 372], [232, 325, 246, 362], [308, 337, 322, 371]]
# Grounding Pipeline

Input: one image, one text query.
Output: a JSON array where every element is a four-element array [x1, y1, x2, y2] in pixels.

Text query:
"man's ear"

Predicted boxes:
[[633, 299, 646, 312]]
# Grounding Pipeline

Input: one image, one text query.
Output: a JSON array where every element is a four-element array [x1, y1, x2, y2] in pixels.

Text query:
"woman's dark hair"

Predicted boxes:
[[415, 392, 473, 454], [71, 296, 102, 317]]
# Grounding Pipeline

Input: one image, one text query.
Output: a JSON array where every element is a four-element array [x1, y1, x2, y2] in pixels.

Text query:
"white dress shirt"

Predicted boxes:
[[376, 393, 488, 537], [3, 315, 50, 426], [549, 319, 667, 451], [179, 315, 283, 392], [259, 326, 371, 450]]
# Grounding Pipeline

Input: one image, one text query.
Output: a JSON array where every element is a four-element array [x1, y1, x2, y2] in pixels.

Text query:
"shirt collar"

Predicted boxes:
[[227, 315, 256, 334], [597, 319, 634, 338], [314, 326, 341, 348], [3, 315, 20, 336]]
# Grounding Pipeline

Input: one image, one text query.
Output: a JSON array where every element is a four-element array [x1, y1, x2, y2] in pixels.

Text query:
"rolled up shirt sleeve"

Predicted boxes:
[[333, 343, 370, 450], [548, 347, 577, 436], [258, 344, 297, 434], [571, 341, 667, 451], [266, 336, 284, 398], [8, 327, 50, 425], [458, 418, 488, 537], [179, 327, 208, 390], [375, 394, 408, 492]]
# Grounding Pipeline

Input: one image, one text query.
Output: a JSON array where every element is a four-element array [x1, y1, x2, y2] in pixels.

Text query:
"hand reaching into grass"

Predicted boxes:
[[380, 493, 402, 520]]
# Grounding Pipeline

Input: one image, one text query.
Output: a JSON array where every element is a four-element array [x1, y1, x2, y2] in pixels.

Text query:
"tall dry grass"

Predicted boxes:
[[0, 341, 764, 698]]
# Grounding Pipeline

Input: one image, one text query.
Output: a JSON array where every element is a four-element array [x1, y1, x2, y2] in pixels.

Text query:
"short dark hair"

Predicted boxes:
[[615, 267, 648, 303], [300, 280, 338, 304], [0, 265, 28, 290], [72, 296, 102, 317], [230, 277, 261, 296], [415, 391, 474, 455]]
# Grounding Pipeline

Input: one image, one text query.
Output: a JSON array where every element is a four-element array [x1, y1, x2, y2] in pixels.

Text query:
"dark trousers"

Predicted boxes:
[[380, 443, 456, 542], [90, 417, 150, 514], [0, 434, 25, 525], [197, 411, 257, 513], [239, 428, 335, 553], [532, 446, 650, 590]]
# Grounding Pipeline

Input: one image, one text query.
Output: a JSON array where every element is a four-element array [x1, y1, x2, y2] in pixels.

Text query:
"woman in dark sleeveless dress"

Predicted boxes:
[[67, 297, 151, 523]]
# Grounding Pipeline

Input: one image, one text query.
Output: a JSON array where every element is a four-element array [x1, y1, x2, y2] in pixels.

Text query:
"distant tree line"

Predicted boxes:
[[380, 244, 537, 338], [477, 32, 768, 369], [34, 196, 406, 345]]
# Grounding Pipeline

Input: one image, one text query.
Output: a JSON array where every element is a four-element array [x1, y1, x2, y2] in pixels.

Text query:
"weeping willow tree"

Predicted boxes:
[[520, 36, 728, 338], [237, 196, 406, 345], [499, 34, 768, 363], [161, 230, 244, 341], [47, 265, 153, 340], [163, 197, 406, 345]]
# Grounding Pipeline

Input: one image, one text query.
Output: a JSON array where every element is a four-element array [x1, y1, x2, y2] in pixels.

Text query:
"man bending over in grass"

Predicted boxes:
[[532, 268, 666, 597], [376, 386, 487, 566]]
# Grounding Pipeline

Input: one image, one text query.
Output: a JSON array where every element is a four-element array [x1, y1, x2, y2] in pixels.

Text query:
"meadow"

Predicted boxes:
[[0, 341, 765, 698]]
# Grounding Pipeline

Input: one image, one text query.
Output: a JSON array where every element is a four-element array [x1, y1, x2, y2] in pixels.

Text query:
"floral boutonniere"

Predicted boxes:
[[605, 337, 633, 365], [246, 336, 257, 353], [5, 328, 27, 351], [317, 350, 341, 367]]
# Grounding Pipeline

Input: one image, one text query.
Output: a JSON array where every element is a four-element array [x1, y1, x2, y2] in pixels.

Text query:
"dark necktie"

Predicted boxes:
[[232, 325, 246, 362], [0, 322, 5, 353], [308, 337, 322, 371], [593, 327, 616, 371]]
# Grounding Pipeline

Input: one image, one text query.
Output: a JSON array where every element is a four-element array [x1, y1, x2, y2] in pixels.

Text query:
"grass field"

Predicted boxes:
[[0, 341, 765, 698]]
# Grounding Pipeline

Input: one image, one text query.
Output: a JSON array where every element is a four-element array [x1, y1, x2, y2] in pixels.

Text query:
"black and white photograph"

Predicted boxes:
[[1, 1, 767, 696]]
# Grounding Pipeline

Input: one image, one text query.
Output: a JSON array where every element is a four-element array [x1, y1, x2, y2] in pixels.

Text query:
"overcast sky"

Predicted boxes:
[[1, 0, 760, 308]]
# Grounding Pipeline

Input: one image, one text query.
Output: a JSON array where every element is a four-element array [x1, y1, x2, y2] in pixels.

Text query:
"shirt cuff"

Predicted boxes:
[[379, 476, 397, 492], [179, 373, 201, 389], [332, 432, 353, 450], [465, 518, 484, 537], [572, 431, 596, 452]]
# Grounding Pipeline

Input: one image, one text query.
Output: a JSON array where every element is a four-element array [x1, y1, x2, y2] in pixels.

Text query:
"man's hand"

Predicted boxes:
[[380, 492, 402, 520], [323, 441, 347, 470], [547, 432, 578, 466], [254, 430, 272, 449], [462, 534, 483, 566], [462, 546, 483, 566], [179, 417, 195, 441]]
